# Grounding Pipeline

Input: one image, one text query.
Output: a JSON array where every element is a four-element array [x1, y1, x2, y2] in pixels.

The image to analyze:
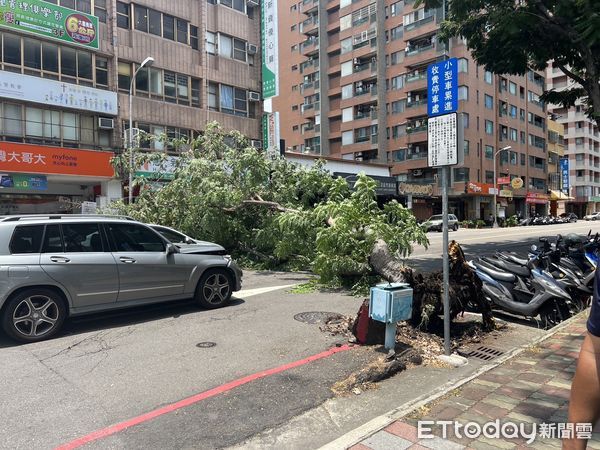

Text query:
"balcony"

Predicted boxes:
[[301, 38, 319, 56], [354, 109, 377, 120], [301, 16, 319, 35], [403, 14, 435, 33], [301, 101, 320, 115], [300, 79, 320, 93], [406, 98, 427, 109], [405, 42, 434, 57], [406, 70, 427, 84], [406, 123, 428, 134], [354, 84, 377, 97], [300, 58, 319, 74], [302, 0, 318, 15]]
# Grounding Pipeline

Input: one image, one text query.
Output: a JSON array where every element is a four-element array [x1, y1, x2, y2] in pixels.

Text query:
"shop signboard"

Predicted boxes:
[[499, 189, 513, 198], [261, 0, 279, 98], [398, 183, 434, 196], [81, 201, 97, 214], [497, 176, 510, 185], [427, 58, 458, 117], [560, 157, 570, 195], [334, 172, 397, 196], [0, 173, 47, 190], [511, 177, 524, 190], [466, 181, 493, 195], [526, 192, 549, 204], [0, 142, 114, 177], [135, 156, 178, 180], [0, 0, 99, 49], [0, 71, 117, 115]]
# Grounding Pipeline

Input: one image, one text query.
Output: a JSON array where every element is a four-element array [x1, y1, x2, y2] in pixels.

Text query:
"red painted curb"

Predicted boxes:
[[55, 344, 354, 450]]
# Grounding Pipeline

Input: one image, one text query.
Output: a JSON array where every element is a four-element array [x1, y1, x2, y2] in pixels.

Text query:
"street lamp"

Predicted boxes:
[[493, 145, 512, 228], [128, 56, 155, 204]]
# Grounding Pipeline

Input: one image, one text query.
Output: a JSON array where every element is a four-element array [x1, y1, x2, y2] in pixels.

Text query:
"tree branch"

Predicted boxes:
[[223, 200, 300, 213], [554, 62, 587, 88]]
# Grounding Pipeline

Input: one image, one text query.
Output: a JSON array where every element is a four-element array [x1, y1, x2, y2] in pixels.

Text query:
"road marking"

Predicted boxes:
[[234, 284, 299, 298], [55, 344, 354, 450]]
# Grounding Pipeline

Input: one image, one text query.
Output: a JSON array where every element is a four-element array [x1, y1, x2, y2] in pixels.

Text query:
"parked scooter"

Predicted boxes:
[[468, 256, 572, 328]]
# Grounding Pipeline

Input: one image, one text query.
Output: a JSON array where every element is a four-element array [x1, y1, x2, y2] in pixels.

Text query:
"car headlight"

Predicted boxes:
[[224, 255, 232, 261]]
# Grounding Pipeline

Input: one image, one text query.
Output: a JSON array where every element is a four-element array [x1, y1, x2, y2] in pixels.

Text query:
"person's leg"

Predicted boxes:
[[563, 333, 600, 450]]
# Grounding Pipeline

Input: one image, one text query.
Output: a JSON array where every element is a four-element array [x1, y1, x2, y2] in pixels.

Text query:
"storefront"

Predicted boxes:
[[0, 142, 117, 215], [398, 183, 435, 221], [549, 190, 572, 216], [526, 192, 550, 216], [465, 181, 493, 221]]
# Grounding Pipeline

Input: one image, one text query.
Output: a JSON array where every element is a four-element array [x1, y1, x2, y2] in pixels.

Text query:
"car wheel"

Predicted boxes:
[[453, 224, 459, 231], [1, 288, 66, 343], [195, 269, 233, 309]]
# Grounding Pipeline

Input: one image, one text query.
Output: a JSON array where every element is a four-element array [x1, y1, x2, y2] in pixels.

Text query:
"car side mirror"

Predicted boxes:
[[166, 243, 179, 255], [530, 244, 538, 252], [185, 237, 195, 244]]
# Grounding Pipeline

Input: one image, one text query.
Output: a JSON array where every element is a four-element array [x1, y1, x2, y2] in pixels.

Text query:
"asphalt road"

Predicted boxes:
[[0, 221, 598, 450]]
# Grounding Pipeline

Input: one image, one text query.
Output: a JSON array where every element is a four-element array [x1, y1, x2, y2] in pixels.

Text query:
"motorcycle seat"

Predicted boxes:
[[482, 256, 531, 278], [473, 260, 516, 283], [504, 254, 529, 266]]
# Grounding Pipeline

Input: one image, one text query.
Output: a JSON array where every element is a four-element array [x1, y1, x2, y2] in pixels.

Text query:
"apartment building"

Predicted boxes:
[[546, 63, 600, 217], [0, 0, 261, 214], [273, 0, 549, 221]]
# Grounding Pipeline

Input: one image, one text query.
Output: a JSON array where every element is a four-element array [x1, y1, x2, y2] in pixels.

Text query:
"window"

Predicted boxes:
[[510, 151, 518, 165], [390, 25, 402, 41], [341, 37, 352, 54], [484, 71, 493, 84], [342, 131, 353, 145], [341, 84, 353, 99], [453, 168, 469, 182], [62, 112, 79, 141], [5, 104, 23, 136], [94, 0, 107, 22], [163, 15, 175, 40], [485, 145, 493, 159], [42, 42, 58, 73], [520, 131, 526, 144], [62, 223, 103, 252], [485, 171, 494, 184], [42, 225, 63, 253], [77, 50, 92, 79], [134, 5, 148, 32], [509, 105, 517, 118], [164, 71, 176, 102], [464, 140, 469, 155], [458, 86, 468, 101], [109, 224, 165, 253], [485, 120, 493, 135], [118, 62, 131, 91], [117, 1, 130, 29], [463, 112, 469, 128], [147, 8, 162, 36], [206, 31, 216, 54], [176, 18, 188, 44], [458, 58, 468, 73], [233, 38, 247, 61], [341, 61, 352, 77], [95, 57, 108, 87], [390, 51, 402, 65], [342, 107, 353, 122], [24, 38, 41, 69], [340, 14, 352, 30], [390, 75, 404, 90], [509, 81, 517, 95], [25, 107, 43, 137], [208, 82, 218, 110], [510, 128, 517, 142], [390, 1, 401, 16], [232, 0, 245, 12], [10, 225, 44, 254], [484, 94, 493, 109]]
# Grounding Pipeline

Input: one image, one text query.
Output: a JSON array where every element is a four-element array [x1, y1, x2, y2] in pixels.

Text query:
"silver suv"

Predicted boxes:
[[0, 215, 242, 343]]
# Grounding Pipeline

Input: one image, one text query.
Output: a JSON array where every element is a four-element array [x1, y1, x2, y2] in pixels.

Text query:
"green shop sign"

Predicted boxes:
[[0, 0, 99, 50]]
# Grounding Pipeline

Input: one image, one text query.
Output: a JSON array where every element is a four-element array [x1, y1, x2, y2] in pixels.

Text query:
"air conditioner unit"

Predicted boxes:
[[250, 139, 262, 148], [246, 43, 258, 55], [249, 91, 261, 101], [246, 0, 259, 5], [98, 117, 114, 129]]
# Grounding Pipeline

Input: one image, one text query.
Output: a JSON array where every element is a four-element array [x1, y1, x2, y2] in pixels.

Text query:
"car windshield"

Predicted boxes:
[[428, 215, 443, 221], [152, 226, 188, 244]]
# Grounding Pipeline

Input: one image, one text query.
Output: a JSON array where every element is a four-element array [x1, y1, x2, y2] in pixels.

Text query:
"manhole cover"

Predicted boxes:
[[196, 342, 217, 348], [467, 346, 504, 361], [294, 311, 344, 324]]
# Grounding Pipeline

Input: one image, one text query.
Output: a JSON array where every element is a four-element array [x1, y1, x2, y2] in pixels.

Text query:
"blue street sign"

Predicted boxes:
[[427, 58, 458, 117], [560, 157, 570, 194]]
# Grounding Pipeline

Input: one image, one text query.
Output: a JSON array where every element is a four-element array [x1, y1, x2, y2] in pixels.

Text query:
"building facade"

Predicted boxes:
[[546, 63, 600, 217], [273, 0, 550, 221], [0, 0, 262, 214]]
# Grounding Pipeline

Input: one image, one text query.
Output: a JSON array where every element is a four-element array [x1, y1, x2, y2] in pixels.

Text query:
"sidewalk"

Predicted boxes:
[[346, 314, 600, 449]]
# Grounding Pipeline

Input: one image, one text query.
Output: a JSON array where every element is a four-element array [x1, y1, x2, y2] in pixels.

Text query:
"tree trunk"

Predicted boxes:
[[369, 239, 495, 331]]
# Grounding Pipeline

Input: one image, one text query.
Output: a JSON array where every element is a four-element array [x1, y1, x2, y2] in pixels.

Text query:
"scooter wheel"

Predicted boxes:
[[539, 301, 571, 329]]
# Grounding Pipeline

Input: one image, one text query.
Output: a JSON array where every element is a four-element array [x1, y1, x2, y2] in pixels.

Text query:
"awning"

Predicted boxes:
[[549, 190, 575, 201]]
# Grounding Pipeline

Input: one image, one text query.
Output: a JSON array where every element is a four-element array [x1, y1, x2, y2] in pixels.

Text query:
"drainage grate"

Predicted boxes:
[[294, 311, 344, 324], [466, 346, 504, 361], [196, 342, 217, 348]]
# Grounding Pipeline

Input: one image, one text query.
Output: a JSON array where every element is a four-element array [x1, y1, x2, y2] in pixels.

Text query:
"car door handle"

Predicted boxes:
[[50, 256, 70, 263], [119, 257, 137, 264]]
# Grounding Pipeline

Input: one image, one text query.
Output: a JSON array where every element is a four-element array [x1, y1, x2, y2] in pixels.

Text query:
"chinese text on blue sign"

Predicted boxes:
[[560, 157, 570, 195], [427, 58, 458, 117]]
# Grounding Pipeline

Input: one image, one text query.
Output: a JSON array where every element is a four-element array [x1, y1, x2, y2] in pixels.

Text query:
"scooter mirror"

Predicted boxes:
[[530, 244, 538, 252]]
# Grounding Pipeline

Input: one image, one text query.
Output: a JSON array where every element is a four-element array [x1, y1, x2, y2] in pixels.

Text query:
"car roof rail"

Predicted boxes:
[[0, 214, 137, 222]]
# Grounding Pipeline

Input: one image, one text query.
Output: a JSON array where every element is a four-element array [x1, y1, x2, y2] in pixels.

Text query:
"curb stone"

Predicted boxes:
[[318, 310, 588, 450]]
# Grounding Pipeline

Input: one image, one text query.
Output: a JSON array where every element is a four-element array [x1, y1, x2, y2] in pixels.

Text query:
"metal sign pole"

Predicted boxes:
[[441, 165, 450, 356]]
